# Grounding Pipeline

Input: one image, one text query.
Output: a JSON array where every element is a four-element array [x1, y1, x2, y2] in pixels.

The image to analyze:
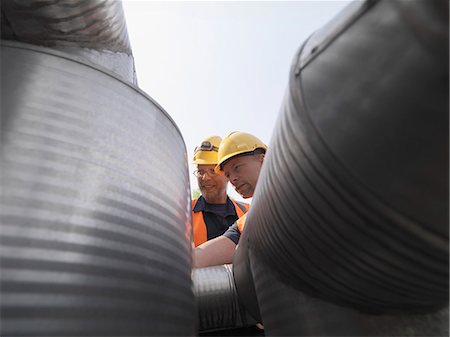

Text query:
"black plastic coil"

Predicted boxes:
[[247, 0, 448, 314], [0, 42, 195, 336]]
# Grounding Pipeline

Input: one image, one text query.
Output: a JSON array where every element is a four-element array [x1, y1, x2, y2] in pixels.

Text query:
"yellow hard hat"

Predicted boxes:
[[215, 131, 267, 173], [192, 135, 222, 164]]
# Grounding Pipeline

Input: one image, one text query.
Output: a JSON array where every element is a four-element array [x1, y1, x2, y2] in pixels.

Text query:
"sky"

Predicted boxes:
[[122, 0, 351, 201]]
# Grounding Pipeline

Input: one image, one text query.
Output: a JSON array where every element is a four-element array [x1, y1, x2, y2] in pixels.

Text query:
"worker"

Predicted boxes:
[[191, 135, 249, 247], [193, 132, 267, 268]]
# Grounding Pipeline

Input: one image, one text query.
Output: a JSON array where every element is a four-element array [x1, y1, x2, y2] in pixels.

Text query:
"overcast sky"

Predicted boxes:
[[122, 1, 350, 201]]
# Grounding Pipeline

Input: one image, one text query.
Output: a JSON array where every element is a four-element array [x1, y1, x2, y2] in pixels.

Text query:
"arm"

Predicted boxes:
[[193, 235, 236, 268]]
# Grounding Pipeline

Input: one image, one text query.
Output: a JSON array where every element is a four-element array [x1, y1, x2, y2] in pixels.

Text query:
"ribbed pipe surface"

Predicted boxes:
[[247, 0, 448, 315], [232, 223, 261, 323], [1, 0, 135, 83], [0, 41, 194, 336], [250, 248, 449, 336], [1, 0, 130, 53], [193, 264, 255, 332]]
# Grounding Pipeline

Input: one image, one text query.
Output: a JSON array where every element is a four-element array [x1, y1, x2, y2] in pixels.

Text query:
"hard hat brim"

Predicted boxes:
[[214, 148, 266, 174], [193, 158, 218, 165]]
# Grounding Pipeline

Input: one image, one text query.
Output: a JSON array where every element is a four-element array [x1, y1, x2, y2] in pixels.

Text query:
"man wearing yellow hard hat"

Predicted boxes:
[[191, 135, 249, 247], [193, 132, 267, 268]]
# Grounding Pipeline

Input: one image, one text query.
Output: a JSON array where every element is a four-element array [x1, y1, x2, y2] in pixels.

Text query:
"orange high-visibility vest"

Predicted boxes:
[[192, 198, 249, 247], [236, 213, 247, 233]]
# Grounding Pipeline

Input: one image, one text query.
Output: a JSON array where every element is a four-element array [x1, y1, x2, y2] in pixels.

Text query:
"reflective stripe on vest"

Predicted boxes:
[[192, 198, 249, 247]]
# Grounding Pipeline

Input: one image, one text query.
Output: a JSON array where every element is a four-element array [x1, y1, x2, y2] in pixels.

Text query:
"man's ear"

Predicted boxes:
[[259, 154, 265, 163]]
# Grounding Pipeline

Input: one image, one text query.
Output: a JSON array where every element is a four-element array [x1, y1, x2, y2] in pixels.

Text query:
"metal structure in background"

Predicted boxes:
[[1, 0, 136, 83], [0, 1, 194, 335], [239, 0, 449, 335]]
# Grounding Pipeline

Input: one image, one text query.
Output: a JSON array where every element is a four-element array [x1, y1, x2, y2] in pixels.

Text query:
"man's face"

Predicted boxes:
[[196, 164, 228, 201], [222, 154, 264, 198]]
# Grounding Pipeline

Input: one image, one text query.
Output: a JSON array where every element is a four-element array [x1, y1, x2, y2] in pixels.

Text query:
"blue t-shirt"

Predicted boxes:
[[223, 223, 241, 244], [193, 196, 240, 241]]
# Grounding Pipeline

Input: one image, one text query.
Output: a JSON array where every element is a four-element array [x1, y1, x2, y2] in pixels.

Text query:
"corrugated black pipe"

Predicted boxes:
[[247, 0, 448, 314]]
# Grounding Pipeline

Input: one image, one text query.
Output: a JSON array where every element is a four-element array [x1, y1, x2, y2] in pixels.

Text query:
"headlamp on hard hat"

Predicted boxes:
[[192, 136, 222, 165], [194, 141, 219, 154]]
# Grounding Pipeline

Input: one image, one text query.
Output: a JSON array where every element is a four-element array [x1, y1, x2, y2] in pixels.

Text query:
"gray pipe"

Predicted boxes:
[[0, 41, 194, 336], [193, 264, 256, 332], [1, 1, 195, 335], [1, 0, 136, 83]]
